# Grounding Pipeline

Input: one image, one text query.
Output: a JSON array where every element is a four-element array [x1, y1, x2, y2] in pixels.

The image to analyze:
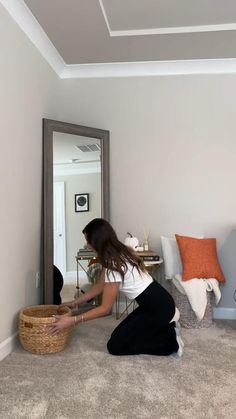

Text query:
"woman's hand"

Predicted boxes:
[[48, 315, 74, 335]]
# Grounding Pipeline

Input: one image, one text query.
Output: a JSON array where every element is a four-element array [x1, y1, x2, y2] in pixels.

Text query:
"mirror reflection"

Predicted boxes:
[[42, 119, 109, 305], [53, 132, 102, 303]]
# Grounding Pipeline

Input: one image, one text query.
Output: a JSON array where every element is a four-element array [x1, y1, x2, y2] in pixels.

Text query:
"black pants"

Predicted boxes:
[[53, 265, 64, 305], [107, 281, 179, 356]]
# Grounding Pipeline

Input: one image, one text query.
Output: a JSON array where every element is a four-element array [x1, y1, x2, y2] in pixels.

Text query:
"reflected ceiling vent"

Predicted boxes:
[[76, 144, 100, 152], [71, 158, 81, 163]]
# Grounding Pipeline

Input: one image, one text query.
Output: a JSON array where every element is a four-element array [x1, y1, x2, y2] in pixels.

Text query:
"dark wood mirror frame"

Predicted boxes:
[[42, 118, 110, 304]]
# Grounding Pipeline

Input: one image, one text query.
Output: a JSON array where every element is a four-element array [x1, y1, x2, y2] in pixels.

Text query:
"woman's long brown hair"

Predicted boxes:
[[82, 218, 145, 279]]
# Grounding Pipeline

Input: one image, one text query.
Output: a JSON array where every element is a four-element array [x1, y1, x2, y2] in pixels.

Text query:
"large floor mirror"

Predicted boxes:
[[42, 119, 109, 304]]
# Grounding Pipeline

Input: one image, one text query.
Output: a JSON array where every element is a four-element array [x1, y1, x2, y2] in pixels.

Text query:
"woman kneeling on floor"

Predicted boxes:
[[49, 218, 184, 357]]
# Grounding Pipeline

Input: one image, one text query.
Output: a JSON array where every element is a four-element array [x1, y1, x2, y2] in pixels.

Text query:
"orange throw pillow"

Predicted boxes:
[[175, 234, 225, 283]]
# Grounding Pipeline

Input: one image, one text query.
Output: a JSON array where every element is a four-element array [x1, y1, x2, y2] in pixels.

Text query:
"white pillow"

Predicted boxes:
[[161, 235, 204, 279], [160, 236, 182, 279]]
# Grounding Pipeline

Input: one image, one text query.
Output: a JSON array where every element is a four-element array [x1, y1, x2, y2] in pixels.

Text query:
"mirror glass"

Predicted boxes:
[[43, 119, 109, 304], [53, 132, 101, 276]]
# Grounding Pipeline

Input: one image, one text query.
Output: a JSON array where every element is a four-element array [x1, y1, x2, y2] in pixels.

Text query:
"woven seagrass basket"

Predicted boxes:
[[169, 282, 213, 329], [19, 305, 73, 354]]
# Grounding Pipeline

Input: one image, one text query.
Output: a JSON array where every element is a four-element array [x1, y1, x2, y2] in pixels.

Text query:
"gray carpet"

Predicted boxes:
[[0, 317, 235, 419]]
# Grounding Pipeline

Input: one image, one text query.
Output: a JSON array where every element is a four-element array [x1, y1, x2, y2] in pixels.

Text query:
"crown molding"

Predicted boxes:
[[54, 164, 101, 177], [2, 0, 236, 79], [99, 0, 236, 36], [61, 59, 236, 79], [0, 0, 65, 75], [98, 0, 111, 34], [110, 24, 236, 37]]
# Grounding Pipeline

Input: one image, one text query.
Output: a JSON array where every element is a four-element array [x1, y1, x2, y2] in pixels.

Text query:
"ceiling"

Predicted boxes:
[[53, 132, 101, 176], [23, 0, 236, 64], [2, 0, 236, 77], [53, 132, 100, 164]]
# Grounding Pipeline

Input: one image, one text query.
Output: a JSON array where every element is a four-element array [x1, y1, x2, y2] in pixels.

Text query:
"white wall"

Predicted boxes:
[[0, 4, 60, 348], [1, 2, 236, 358], [57, 76, 236, 309]]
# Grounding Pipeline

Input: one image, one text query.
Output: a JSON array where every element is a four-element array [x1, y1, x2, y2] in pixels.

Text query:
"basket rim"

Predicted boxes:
[[19, 304, 71, 324]]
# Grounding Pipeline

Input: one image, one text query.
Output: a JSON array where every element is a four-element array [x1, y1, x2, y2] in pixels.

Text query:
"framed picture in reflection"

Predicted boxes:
[[75, 193, 89, 212]]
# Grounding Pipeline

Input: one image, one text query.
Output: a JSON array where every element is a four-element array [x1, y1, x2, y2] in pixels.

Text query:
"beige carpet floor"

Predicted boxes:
[[0, 317, 235, 419]]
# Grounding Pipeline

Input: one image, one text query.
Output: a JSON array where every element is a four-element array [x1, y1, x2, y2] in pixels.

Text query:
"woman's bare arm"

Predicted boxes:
[[49, 280, 120, 335], [61, 269, 105, 307], [76, 281, 120, 321], [75, 270, 105, 304]]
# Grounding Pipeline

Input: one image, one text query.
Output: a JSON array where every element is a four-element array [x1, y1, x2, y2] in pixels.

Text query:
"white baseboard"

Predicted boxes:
[[0, 333, 18, 362], [0, 308, 234, 362], [213, 307, 236, 320], [114, 303, 236, 320]]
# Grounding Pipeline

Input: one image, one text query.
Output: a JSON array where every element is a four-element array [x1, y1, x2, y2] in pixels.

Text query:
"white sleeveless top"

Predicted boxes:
[[104, 263, 153, 300]]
